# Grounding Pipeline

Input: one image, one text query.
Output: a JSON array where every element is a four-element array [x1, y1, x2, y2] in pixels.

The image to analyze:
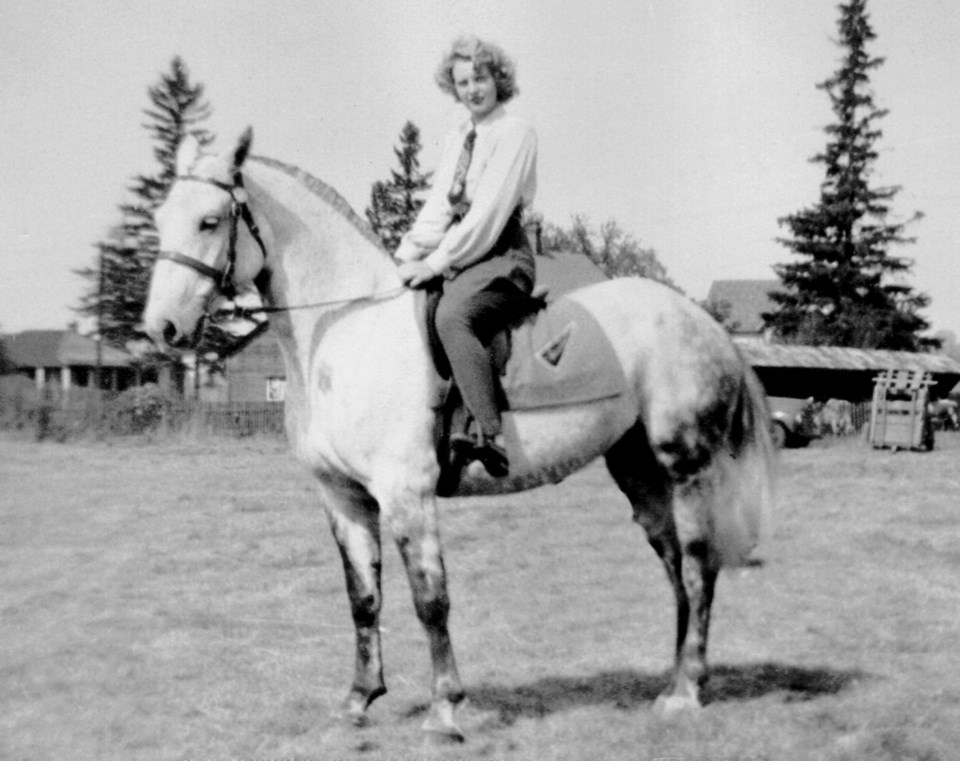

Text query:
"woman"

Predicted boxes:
[[396, 36, 538, 477]]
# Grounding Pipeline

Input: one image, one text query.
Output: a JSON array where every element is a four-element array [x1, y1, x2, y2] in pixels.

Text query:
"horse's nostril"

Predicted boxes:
[[161, 321, 179, 345]]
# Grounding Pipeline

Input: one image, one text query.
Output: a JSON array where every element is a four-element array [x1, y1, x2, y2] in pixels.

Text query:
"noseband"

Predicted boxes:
[[157, 172, 268, 301]]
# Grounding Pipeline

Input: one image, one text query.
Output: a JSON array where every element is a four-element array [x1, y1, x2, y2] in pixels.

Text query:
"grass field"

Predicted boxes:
[[2, 430, 960, 761]]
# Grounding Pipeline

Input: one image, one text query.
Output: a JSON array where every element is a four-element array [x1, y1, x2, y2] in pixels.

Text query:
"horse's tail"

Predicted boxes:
[[705, 362, 777, 568]]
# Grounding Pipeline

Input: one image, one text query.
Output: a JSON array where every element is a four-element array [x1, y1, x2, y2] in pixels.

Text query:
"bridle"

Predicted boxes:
[[157, 172, 269, 301], [154, 170, 406, 358]]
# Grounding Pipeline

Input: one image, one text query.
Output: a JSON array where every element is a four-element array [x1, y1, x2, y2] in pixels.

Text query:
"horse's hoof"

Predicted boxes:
[[421, 701, 465, 744], [333, 697, 371, 728], [331, 708, 370, 728], [652, 692, 702, 719], [423, 722, 465, 745]]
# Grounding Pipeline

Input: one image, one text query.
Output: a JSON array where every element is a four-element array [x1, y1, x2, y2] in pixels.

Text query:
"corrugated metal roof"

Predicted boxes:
[[736, 339, 960, 376]]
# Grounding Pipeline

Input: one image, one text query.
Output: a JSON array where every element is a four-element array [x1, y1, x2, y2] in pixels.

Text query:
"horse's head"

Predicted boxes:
[[144, 127, 267, 350]]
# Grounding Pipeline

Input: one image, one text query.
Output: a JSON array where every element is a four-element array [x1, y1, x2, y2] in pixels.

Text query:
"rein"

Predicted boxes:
[[204, 284, 408, 361], [213, 286, 408, 319]]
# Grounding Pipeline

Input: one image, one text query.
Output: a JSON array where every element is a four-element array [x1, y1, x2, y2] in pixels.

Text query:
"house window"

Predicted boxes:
[[265, 376, 286, 402]]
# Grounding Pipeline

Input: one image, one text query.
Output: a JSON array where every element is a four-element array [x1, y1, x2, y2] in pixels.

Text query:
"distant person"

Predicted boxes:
[[395, 35, 538, 477]]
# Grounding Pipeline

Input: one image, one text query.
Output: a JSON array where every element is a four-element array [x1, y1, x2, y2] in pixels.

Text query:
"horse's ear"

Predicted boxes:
[[233, 127, 254, 170], [175, 135, 202, 176]]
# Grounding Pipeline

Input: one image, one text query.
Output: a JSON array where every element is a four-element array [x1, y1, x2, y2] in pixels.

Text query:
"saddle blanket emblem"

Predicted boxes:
[[502, 296, 626, 410]]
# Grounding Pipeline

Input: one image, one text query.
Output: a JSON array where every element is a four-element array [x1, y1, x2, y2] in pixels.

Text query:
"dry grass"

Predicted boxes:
[[2, 430, 960, 760]]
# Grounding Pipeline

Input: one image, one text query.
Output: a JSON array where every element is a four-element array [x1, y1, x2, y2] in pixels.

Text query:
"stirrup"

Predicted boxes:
[[449, 432, 477, 459], [448, 432, 509, 478], [476, 436, 509, 478]]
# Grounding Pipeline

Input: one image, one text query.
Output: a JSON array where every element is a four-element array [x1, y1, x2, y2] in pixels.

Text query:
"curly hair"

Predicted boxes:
[[434, 36, 518, 104]]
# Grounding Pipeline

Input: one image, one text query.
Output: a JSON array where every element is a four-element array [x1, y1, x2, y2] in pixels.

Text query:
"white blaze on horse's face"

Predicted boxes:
[[144, 129, 258, 350], [144, 131, 246, 350]]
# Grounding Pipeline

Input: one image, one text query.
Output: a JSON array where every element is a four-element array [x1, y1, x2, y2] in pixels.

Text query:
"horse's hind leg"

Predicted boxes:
[[605, 423, 719, 716], [652, 483, 719, 716], [322, 481, 387, 725]]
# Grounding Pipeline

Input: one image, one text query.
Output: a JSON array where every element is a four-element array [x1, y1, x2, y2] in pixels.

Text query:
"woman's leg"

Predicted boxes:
[[435, 277, 523, 439]]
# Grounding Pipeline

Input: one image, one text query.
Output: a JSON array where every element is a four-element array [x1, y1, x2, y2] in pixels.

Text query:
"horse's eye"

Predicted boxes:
[[199, 216, 220, 232]]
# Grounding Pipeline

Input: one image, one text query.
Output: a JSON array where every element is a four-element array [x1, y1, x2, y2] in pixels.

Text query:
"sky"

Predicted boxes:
[[2, 0, 958, 337]]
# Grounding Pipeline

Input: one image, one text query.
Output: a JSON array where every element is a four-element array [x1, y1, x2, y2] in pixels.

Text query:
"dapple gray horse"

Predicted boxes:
[[144, 129, 775, 740]]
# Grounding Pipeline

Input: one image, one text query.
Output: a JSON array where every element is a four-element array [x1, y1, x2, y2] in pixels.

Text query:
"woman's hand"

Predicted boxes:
[[397, 261, 439, 289]]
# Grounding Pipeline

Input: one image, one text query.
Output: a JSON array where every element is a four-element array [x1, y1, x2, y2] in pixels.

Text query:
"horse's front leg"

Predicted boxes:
[[322, 481, 386, 725], [385, 490, 465, 741]]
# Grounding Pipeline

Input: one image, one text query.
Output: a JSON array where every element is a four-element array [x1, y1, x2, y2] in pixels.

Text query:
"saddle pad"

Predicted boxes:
[[502, 295, 626, 410]]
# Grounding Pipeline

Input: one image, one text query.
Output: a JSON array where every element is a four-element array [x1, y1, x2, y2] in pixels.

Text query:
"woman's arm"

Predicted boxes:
[[394, 132, 460, 263]]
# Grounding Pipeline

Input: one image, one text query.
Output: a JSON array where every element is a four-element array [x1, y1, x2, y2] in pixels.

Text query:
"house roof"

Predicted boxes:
[[706, 279, 783, 333], [3, 330, 133, 369], [536, 249, 608, 297]]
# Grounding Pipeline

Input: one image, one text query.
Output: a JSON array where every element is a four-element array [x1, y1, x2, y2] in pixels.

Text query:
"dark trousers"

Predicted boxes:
[[434, 212, 535, 437]]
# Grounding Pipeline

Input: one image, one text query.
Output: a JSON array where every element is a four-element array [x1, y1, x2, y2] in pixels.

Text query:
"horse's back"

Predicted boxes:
[[560, 277, 742, 400]]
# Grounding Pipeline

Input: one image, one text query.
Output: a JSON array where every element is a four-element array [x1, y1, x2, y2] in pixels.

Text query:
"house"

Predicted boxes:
[[2, 326, 139, 397], [222, 327, 286, 403], [705, 279, 783, 342], [535, 248, 609, 297]]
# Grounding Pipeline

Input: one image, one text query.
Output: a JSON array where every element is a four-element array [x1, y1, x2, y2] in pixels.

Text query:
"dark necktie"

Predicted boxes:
[[447, 128, 476, 221]]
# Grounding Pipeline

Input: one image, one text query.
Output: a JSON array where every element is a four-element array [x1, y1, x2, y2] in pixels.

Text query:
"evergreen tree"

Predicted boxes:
[[542, 215, 679, 290], [766, 0, 935, 350], [76, 57, 214, 351], [365, 121, 432, 253]]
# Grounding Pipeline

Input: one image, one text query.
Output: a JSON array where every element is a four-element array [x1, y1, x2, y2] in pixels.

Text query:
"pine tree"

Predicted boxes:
[[365, 122, 432, 253], [76, 57, 214, 350], [766, 0, 935, 351]]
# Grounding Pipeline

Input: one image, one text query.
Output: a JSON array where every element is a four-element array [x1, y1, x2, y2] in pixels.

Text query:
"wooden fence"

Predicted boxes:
[[166, 401, 286, 437], [2, 393, 286, 440]]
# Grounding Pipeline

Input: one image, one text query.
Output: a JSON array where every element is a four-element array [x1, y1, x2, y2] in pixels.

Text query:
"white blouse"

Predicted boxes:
[[394, 105, 537, 278]]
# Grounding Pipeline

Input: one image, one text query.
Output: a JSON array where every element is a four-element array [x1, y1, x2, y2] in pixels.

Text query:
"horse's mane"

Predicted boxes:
[[250, 155, 388, 253]]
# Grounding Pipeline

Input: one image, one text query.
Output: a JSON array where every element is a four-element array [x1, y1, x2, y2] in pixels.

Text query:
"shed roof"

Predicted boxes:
[[736, 340, 960, 376], [737, 339, 960, 398], [3, 330, 133, 369]]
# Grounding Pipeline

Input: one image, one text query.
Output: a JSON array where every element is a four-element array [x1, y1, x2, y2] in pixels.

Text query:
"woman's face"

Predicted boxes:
[[452, 59, 498, 122]]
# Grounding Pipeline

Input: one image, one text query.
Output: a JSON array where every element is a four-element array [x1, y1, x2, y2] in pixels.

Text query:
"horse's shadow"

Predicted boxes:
[[411, 662, 866, 727]]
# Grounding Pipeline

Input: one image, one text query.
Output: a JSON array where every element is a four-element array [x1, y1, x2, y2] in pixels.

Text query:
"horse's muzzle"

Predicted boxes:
[[145, 315, 202, 352]]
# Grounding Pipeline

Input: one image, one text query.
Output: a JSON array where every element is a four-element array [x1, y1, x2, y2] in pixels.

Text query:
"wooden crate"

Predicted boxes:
[[868, 369, 934, 451]]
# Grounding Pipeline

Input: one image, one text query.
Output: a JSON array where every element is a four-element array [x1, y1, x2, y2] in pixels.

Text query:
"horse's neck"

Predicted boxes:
[[246, 162, 400, 313], [244, 162, 421, 386]]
